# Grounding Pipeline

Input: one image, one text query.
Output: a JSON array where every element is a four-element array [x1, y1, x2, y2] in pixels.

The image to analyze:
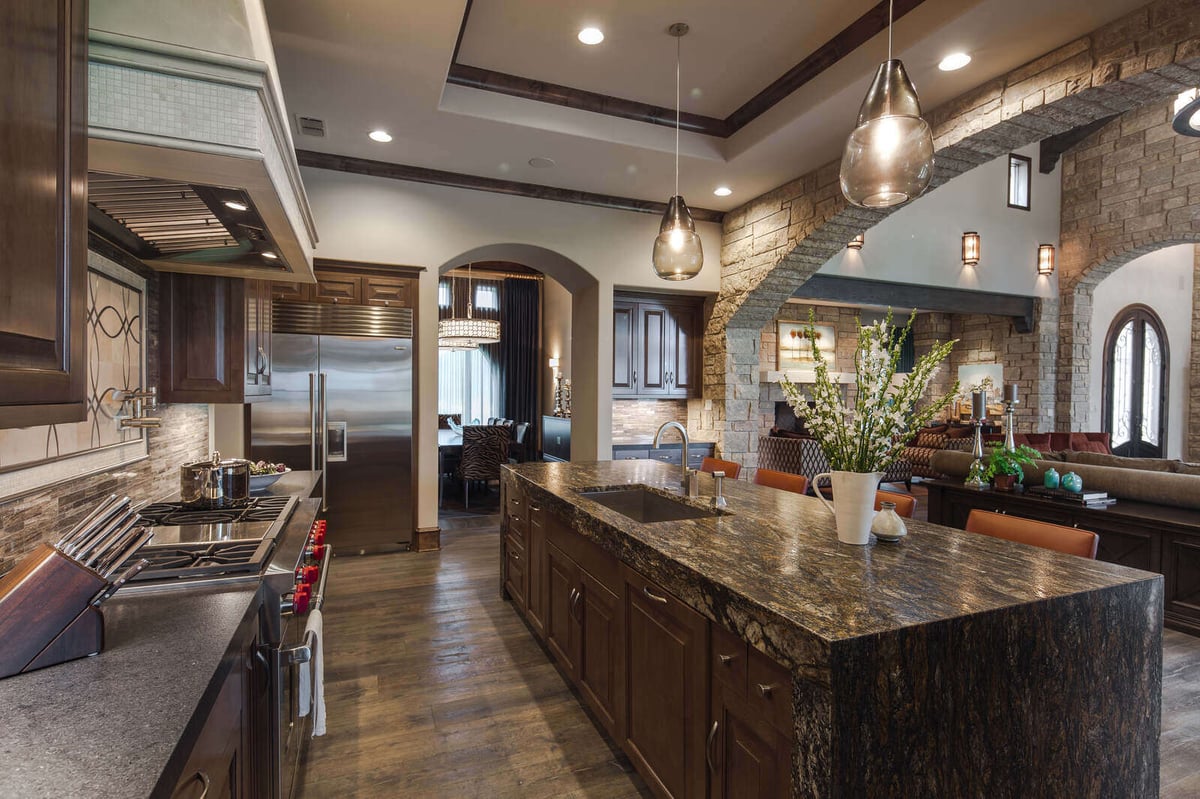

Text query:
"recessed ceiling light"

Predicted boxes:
[[368, 129, 393, 143], [938, 53, 971, 71], [262, 251, 278, 260], [713, 186, 732, 197], [223, 200, 248, 211], [528, 157, 556, 169], [577, 27, 604, 45]]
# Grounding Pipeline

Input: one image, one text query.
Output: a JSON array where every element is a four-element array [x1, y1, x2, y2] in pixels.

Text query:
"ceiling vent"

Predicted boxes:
[[296, 115, 326, 137]]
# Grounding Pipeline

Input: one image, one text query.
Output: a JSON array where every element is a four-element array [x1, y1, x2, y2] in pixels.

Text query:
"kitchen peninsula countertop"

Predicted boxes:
[[0, 480, 322, 799], [506, 460, 1163, 796]]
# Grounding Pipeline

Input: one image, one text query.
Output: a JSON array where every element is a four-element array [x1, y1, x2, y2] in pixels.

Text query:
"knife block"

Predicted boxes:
[[0, 544, 107, 679]]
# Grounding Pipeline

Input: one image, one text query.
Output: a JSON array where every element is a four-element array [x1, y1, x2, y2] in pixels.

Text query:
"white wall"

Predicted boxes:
[[299, 167, 721, 531], [542, 277, 573, 414], [1089, 244, 1194, 460], [820, 144, 1061, 299]]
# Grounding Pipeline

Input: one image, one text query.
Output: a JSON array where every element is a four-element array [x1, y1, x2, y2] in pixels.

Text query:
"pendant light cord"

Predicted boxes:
[[887, 0, 893, 62], [674, 34, 681, 198], [466, 262, 473, 320]]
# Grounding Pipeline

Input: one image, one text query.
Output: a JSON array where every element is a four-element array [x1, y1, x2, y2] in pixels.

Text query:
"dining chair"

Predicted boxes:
[[700, 457, 742, 480], [964, 509, 1099, 558], [455, 425, 511, 509], [754, 468, 807, 495], [510, 422, 530, 463], [875, 490, 917, 518]]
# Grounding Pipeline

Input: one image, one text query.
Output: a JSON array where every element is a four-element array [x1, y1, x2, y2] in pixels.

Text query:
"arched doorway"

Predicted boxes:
[[1103, 305, 1169, 458]]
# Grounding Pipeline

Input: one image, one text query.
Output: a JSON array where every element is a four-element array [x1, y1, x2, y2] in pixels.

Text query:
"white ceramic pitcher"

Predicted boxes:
[[812, 470, 882, 545]]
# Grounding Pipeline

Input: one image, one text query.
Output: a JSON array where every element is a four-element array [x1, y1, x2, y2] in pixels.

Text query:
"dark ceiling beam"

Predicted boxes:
[[445, 64, 731, 137], [447, 0, 929, 139], [296, 150, 726, 224], [1038, 114, 1120, 173], [791, 274, 1036, 333]]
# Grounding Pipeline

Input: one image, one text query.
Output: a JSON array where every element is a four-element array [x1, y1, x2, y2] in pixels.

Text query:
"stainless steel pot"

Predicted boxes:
[[180, 451, 251, 508]]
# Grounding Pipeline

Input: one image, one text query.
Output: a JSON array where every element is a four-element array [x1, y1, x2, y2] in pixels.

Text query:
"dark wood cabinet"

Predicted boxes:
[[545, 541, 581, 676], [622, 565, 709, 799], [525, 502, 547, 637], [504, 535, 528, 614], [170, 658, 243, 799], [579, 569, 623, 737], [709, 685, 792, 799], [160, 273, 271, 403], [612, 293, 704, 399], [312, 273, 360, 305], [0, 0, 88, 428], [926, 480, 1200, 634], [271, 268, 417, 310], [363, 275, 411, 307]]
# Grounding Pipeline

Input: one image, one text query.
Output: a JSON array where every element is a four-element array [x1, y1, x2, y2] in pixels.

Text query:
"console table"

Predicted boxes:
[[926, 479, 1200, 635]]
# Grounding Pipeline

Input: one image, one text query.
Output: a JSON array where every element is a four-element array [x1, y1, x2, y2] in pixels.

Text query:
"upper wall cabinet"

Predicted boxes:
[[0, 0, 88, 428], [271, 263, 417, 309], [612, 293, 704, 400], [159, 274, 272, 403]]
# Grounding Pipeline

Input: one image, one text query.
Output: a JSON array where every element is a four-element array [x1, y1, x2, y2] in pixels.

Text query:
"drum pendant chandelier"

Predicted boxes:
[[839, 0, 934, 209], [652, 23, 703, 281], [438, 264, 500, 348]]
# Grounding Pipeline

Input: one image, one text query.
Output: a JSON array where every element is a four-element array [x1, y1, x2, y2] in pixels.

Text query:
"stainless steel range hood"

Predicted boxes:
[[87, 28, 317, 282]]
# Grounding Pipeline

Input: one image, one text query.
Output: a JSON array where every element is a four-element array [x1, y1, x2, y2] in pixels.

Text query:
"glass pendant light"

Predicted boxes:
[[652, 23, 703, 281], [839, 0, 934, 209], [438, 265, 501, 347]]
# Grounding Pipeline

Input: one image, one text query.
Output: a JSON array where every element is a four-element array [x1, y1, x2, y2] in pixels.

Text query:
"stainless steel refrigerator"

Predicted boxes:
[[250, 303, 413, 554]]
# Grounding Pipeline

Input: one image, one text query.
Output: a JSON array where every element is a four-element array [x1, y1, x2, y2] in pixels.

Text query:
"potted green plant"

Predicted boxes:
[[983, 444, 1041, 491]]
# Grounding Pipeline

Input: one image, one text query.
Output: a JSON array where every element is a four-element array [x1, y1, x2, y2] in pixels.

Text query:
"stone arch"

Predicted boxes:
[[434, 243, 607, 460], [703, 0, 1200, 466]]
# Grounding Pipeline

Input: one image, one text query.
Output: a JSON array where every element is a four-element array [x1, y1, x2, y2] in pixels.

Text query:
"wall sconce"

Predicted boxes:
[[961, 232, 981, 267], [1037, 244, 1055, 276], [548, 357, 560, 373], [847, 233, 865, 250]]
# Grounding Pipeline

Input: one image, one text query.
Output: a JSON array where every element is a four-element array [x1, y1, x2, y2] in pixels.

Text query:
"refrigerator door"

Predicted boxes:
[[319, 335, 413, 553], [250, 333, 321, 481]]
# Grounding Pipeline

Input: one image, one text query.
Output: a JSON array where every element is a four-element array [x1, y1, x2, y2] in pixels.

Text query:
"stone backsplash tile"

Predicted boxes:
[[611, 398, 690, 443]]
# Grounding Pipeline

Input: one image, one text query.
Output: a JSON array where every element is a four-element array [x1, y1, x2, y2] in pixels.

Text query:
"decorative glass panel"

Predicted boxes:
[[1141, 325, 1162, 446], [1008, 154, 1031, 210], [1110, 321, 1133, 449]]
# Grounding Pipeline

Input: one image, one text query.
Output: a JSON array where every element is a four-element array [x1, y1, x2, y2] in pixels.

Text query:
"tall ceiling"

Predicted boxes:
[[265, 0, 1148, 213]]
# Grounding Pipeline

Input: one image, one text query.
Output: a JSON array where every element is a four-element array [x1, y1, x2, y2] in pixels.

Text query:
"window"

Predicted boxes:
[[438, 347, 500, 423], [1007, 153, 1031, 210], [1103, 305, 1168, 458]]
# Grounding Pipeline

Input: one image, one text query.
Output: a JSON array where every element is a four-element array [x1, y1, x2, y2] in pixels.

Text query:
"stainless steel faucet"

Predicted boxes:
[[653, 420, 699, 496], [712, 471, 728, 509]]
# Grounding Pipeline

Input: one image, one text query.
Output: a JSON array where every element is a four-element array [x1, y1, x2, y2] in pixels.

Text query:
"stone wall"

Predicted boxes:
[[704, 0, 1200, 468], [611, 398, 691, 443], [1192, 246, 1200, 461]]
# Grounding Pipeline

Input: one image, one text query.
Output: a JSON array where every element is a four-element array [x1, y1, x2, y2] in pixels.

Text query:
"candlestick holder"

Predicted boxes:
[[1003, 400, 1018, 452], [965, 416, 987, 488]]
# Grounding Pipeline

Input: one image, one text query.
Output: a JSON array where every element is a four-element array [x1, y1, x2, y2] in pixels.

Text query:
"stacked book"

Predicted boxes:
[[1027, 486, 1117, 508]]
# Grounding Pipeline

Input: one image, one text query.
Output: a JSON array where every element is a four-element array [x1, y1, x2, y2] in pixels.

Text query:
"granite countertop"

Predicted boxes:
[[506, 460, 1160, 672], [0, 481, 322, 798]]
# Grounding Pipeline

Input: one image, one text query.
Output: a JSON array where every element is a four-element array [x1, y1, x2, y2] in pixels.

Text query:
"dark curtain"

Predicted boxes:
[[500, 277, 539, 427]]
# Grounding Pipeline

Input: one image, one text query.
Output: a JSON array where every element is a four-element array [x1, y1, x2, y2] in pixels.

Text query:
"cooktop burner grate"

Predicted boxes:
[[131, 541, 267, 581], [139, 496, 293, 526]]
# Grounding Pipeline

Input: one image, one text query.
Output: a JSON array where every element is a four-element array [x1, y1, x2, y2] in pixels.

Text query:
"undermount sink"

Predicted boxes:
[[577, 485, 724, 523]]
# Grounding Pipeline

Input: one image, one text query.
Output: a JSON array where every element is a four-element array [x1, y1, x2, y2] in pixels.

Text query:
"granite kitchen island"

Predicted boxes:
[[500, 460, 1162, 798]]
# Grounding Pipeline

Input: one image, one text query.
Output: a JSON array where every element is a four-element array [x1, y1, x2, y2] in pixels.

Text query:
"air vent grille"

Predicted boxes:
[[296, 116, 326, 137], [88, 172, 236, 253], [274, 302, 414, 338]]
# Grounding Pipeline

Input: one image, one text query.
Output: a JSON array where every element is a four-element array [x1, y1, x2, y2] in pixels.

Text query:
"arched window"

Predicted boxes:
[[1103, 305, 1169, 458]]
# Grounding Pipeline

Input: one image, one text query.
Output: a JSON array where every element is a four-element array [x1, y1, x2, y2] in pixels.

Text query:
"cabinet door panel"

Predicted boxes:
[[526, 504, 547, 638], [612, 301, 637, 397], [667, 304, 701, 398], [623, 568, 708, 799], [160, 274, 244, 403], [579, 570, 623, 737], [312, 274, 360, 304], [638, 304, 670, 395], [711, 689, 791, 799], [504, 535, 528, 613], [270, 281, 308, 303], [363, 276, 411, 307], [546, 543, 581, 677], [1165, 533, 1200, 627], [0, 0, 88, 427]]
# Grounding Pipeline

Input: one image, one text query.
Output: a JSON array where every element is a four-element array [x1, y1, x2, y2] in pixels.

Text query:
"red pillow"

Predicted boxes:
[[1024, 433, 1052, 450], [947, 426, 976, 439]]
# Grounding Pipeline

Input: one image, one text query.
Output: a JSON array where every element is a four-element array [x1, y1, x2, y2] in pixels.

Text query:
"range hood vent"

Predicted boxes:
[[296, 115, 326, 137]]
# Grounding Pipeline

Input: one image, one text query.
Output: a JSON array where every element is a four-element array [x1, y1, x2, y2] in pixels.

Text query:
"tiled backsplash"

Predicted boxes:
[[612, 398, 691, 443]]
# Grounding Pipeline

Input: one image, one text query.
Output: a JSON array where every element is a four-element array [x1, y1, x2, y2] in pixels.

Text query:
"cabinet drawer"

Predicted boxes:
[[363, 276, 411, 307], [271, 281, 308, 303], [312, 274, 361, 304], [507, 494, 530, 541], [505, 535, 527, 609], [614, 448, 649, 461], [647, 449, 682, 466], [747, 647, 792, 734], [711, 624, 748, 695]]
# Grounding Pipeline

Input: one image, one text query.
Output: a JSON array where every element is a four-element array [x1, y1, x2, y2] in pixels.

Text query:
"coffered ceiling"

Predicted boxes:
[[265, 0, 1149, 213]]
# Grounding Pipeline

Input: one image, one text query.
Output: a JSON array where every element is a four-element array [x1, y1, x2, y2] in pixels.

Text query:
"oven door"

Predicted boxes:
[[276, 610, 313, 799]]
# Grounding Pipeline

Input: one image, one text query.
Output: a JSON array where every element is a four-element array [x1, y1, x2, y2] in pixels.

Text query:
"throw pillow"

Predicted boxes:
[[914, 432, 947, 450]]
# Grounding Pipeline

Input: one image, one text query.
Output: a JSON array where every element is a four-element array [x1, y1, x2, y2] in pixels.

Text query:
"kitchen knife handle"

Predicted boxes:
[[319, 372, 328, 513]]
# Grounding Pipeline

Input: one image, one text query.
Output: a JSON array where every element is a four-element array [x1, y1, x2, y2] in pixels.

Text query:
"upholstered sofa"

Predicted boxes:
[[758, 433, 912, 492], [931, 448, 1200, 511], [902, 426, 977, 479], [907, 428, 1113, 480], [982, 431, 1112, 454]]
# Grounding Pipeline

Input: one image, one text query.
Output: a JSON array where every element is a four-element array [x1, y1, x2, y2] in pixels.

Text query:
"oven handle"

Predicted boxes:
[[279, 544, 333, 665]]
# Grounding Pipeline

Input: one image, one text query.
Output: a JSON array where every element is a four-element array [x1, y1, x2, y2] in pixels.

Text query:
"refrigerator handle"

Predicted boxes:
[[320, 372, 329, 513], [308, 372, 317, 471]]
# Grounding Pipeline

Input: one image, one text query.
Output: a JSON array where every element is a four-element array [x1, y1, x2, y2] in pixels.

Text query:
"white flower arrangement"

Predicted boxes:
[[781, 310, 958, 474]]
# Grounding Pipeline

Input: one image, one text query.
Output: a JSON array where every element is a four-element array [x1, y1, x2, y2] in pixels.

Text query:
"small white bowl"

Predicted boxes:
[[250, 468, 291, 492]]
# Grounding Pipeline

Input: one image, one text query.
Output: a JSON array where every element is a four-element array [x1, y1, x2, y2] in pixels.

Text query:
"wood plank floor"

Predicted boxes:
[[298, 514, 1200, 798]]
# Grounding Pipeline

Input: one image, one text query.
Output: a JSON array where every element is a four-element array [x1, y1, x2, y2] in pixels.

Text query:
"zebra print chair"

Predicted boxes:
[[455, 425, 511, 508]]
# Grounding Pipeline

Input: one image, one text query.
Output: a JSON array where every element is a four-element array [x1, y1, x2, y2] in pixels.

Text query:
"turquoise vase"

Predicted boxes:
[[1043, 468, 1060, 489], [1061, 471, 1083, 493]]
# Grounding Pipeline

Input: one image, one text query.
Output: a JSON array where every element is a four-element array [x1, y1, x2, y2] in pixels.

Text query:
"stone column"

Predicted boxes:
[[1056, 285, 1093, 432], [1190, 246, 1200, 461]]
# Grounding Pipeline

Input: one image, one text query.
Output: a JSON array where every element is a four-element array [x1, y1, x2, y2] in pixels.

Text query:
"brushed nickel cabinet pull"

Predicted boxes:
[[756, 682, 775, 698], [718, 653, 736, 666], [706, 721, 719, 773], [642, 586, 669, 604], [570, 587, 583, 622]]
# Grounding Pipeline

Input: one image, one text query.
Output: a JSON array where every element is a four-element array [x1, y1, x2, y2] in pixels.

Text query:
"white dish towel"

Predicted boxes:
[[296, 609, 327, 737]]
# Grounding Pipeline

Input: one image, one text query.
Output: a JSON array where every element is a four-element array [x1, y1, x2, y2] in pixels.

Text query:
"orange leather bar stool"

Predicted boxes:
[[754, 469, 808, 495], [875, 490, 917, 518], [700, 457, 742, 480], [964, 509, 1099, 558]]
